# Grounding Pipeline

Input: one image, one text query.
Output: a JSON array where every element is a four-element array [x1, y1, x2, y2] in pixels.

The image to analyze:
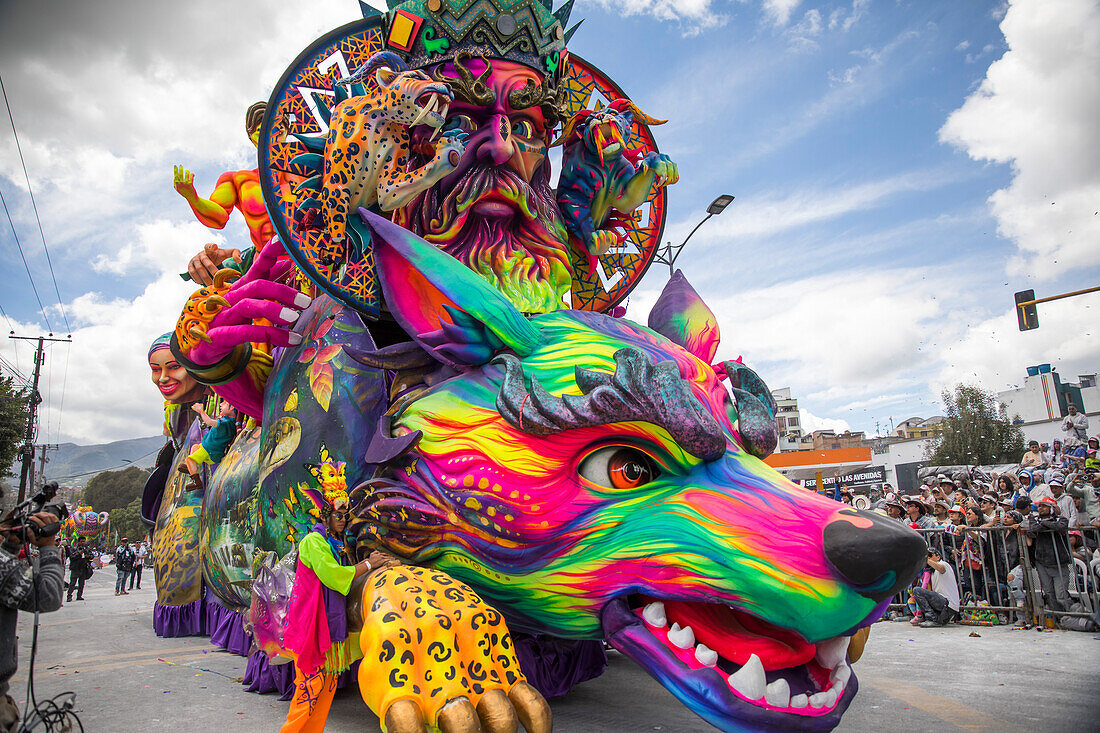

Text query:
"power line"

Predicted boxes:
[[0, 303, 14, 333], [0, 185, 53, 332], [0, 73, 70, 334], [55, 341, 70, 443]]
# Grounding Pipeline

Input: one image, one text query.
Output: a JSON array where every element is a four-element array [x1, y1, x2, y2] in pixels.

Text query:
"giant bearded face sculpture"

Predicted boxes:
[[393, 56, 571, 315]]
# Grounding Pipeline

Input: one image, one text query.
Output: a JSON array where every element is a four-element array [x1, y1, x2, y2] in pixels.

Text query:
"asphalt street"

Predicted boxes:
[[11, 570, 1099, 732]]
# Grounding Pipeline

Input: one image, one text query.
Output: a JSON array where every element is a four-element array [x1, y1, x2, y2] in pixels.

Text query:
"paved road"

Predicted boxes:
[[12, 570, 1100, 731]]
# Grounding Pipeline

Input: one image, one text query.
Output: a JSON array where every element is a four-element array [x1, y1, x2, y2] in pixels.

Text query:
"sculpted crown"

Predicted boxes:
[[362, 0, 580, 79]]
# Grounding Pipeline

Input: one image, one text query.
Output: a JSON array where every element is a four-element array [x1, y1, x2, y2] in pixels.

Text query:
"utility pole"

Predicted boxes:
[[36, 443, 59, 489], [10, 334, 71, 503]]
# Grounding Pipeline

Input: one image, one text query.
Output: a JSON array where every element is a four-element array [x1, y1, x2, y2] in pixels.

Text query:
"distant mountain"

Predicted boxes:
[[33, 436, 164, 488]]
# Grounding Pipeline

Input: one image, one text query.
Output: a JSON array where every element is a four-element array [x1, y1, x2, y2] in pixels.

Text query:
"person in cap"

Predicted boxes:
[[1017, 468, 1053, 504], [979, 494, 1004, 527], [883, 497, 905, 521], [905, 498, 938, 530], [913, 547, 960, 627], [113, 538, 135, 596], [931, 501, 950, 525], [1023, 497, 1072, 612], [1048, 476, 1078, 527], [867, 484, 885, 511]]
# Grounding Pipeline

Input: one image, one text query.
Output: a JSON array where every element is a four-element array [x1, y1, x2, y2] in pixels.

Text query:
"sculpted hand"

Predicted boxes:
[[188, 242, 243, 286], [173, 237, 310, 418], [173, 165, 197, 200], [642, 152, 679, 187]]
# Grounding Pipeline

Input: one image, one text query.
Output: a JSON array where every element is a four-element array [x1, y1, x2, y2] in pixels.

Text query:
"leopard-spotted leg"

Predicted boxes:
[[353, 566, 551, 733]]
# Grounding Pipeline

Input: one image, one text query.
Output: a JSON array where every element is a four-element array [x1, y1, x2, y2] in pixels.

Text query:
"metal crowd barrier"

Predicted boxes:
[[885, 525, 1100, 627]]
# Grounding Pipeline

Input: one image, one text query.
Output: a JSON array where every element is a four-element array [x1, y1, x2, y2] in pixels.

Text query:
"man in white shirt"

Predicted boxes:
[[1061, 403, 1088, 443], [1049, 478, 1078, 528], [912, 548, 960, 627]]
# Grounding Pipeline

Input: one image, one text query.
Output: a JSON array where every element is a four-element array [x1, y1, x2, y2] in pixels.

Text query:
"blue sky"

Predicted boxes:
[[0, 0, 1097, 446]]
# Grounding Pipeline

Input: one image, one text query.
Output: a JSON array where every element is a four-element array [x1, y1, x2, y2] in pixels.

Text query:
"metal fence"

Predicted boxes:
[[886, 525, 1100, 628]]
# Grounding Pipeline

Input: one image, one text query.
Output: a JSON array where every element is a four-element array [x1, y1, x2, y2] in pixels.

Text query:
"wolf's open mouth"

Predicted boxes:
[[601, 595, 857, 732]]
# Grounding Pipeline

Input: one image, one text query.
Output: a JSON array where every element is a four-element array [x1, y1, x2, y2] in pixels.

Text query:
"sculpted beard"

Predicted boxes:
[[392, 163, 572, 314]]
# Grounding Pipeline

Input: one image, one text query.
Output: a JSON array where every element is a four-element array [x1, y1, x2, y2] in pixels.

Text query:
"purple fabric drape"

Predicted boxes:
[[153, 598, 208, 637], [242, 653, 359, 701], [512, 634, 608, 699], [204, 593, 253, 656]]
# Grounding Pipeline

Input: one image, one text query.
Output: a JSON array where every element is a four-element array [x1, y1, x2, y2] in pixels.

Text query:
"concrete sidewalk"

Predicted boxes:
[[11, 570, 1100, 731]]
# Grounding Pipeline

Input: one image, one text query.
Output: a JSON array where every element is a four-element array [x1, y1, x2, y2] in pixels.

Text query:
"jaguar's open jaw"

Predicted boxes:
[[600, 595, 858, 733], [413, 89, 451, 128]]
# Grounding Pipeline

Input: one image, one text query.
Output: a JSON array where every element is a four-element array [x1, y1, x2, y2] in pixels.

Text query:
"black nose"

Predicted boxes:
[[823, 509, 927, 602]]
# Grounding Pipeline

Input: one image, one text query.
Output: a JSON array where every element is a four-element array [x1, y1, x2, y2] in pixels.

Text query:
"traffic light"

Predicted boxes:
[[1015, 290, 1038, 331]]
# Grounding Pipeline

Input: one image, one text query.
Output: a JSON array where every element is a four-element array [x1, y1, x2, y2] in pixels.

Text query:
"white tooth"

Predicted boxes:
[[831, 678, 845, 698], [727, 654, 766, 701], [694, 643, 718, 667], [668, 624, 695, 650], [764, 679, 790, 708], [814, 637, 850, 670], [809, 692, 829, 708], [670, 622, 681, 634], [832, 663, 851, 686], [824, 688, 838, 707], [412, 106, 429, 126], [642, 602, 666, 627], [790, 694, 808, 709]]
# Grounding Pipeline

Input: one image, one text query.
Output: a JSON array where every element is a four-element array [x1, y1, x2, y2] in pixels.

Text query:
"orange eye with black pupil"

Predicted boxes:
[[578, 446, 660, 490]]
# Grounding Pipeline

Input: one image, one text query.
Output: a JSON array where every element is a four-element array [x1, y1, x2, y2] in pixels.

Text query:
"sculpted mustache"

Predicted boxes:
[[441, 166, 543, 222]]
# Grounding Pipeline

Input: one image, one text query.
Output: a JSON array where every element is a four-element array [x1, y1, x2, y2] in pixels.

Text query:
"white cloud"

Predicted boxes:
[[827, 0, 870, 32], [92, 219, 226, 276], [955, 40, 971, 51], [939, 0, 1100, 279], [799, 409, 852, 435], [680, 169, 950, 243], [585, 0, 727, 33], [763, 0, 801, 27], [788, 8, 823, 51]]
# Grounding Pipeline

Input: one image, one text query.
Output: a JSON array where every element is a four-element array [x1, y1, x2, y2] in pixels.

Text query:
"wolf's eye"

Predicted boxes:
[[579, 447, 660, 490]]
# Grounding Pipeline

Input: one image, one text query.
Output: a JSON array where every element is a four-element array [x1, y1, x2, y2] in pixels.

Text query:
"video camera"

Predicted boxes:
[[7, 480, 70, 542]]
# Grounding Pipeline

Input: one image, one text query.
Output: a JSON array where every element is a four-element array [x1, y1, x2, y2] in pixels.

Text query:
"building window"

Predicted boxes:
[[788, 417, 799, 427]]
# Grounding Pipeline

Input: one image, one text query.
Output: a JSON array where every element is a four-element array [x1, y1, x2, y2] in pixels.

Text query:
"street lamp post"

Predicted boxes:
[[652, 194, 734, 276]]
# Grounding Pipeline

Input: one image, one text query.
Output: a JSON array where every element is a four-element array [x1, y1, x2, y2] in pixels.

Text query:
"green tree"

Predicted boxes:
[[927, 384, 1025, 465], [0, 376, 30, 480], [108, 497, 149, 544], [82, 466, 151, 515]]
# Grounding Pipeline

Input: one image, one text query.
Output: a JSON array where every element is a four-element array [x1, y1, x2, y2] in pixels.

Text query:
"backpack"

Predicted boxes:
[[116, 546, 135, 572]]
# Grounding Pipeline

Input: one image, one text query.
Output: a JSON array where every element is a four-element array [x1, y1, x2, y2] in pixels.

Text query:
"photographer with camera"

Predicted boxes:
[[65, 538, 93, 603], [0, 489, 64, 732]]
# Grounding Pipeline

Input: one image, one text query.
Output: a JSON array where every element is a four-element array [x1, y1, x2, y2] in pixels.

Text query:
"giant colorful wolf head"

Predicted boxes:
[[346, 212, 925, 733]]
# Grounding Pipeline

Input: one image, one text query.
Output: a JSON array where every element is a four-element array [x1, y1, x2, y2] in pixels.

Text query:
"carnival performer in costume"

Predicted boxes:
[[280, 486, 396, 733]]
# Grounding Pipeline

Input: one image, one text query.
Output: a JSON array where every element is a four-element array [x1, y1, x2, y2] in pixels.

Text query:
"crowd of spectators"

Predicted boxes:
[[836, 404, 1100, 630]]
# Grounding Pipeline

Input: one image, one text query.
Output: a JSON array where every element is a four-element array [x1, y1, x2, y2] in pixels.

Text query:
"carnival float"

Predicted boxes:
[[143, 1, 927, 731]]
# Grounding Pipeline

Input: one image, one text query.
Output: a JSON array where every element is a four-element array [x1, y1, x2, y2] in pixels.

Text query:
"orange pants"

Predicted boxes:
[[280, 668, 337, 733]]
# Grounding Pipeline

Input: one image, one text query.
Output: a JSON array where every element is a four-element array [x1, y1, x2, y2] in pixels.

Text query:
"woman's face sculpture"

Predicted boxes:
[[149, 349, 203, 404]]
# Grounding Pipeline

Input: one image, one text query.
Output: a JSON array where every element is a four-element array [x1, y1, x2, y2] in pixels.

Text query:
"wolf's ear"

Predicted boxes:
[[647, 270, 720, 363], [361, 209, 543, 369]]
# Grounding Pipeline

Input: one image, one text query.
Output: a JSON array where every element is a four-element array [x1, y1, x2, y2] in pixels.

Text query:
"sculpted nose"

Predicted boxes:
[[476, 114, 514, 166], [823, 509, 926, 602]]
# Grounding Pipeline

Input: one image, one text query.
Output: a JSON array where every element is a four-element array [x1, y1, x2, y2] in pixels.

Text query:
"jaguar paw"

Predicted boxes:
[[355, 566, 550, 733]]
